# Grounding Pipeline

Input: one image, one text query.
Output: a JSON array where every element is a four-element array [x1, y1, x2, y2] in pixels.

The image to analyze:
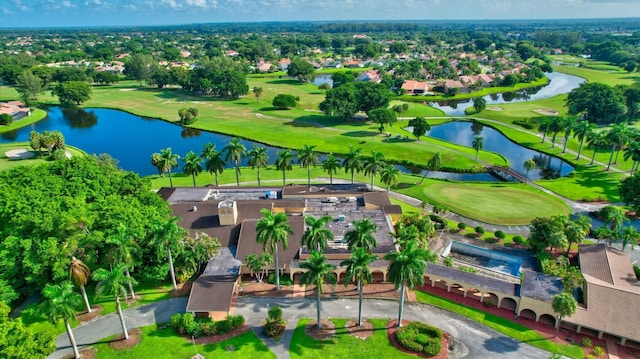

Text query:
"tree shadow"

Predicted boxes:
[[482, 336, 520, 353], [341, 131, 379, 138], [265, 79, 305, 86]]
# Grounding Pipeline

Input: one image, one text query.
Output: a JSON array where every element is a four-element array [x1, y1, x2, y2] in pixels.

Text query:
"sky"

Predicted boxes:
[[2, 0, 640, 28]]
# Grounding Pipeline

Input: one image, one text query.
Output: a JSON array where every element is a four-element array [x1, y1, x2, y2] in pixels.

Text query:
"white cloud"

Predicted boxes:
[[11, 0, 29, 11]]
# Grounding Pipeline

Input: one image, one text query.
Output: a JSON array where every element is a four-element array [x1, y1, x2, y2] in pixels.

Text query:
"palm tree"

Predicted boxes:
[[106, 224, 139, 300], [561, 116, 576, 154], [274, 149, 294, 186], [623, 136, 640, 175], [473, 97, 486, 113], [247, 145, 269, 186], [302, 215, 334, 252], [523, 158, 536, 182], [150, 152, 165, 176], [573, 120, 596, 160], [223, 137, 247, 186], [601, 205, 627, 236], [299, 251, 336, 329], [472, 135, 483, 165], [605, 122, 631, 171], [552, 292, 577, 337], [563, 220, 586, 257], [340, 248, 378, 327], [322, 154, 341, 185], [344, 218, 378, 253], [151, 217, 186, 290], [93, 264, 134, 340], [297, 144, 319, 185], [537, 117, 551, 143], [157, 147, 180, 187], [201, 143, 225, 187], [586, 130, 606, 165], [70, 257, 92, 313], [181, 150, 202, 187], [363, 150, 386, 191], [621, 226, 639, 252], [342, 145, 363, 184], [256, 208, 293, 291], [38, 281, 83, 359], [385, 240, 436, 327], [419, 152, 442, 184], [547, 116, 564, 148], [380, 165, 400, 193]]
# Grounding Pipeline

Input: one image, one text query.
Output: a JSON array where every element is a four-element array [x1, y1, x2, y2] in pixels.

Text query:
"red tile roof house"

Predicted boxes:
[[401, 80, 429, 95], [278, 58, 291, 72], [356, 69, 381, 83], [0, 101, 30, 121]]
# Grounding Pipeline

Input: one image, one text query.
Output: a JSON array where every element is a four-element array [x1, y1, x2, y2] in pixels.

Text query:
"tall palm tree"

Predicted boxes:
[[363, 150, 386, 191], [38, 281, 83, 359], [151, 217, 186, 290], [106, 224, 139, 300], [70, 257, 92, 313], [342, 145, 363, 184], [247, 145, 269, 186], [523, 158, 536, 182], [223, 137, 247, 186], [158, 147, 180, 187], [561, 116, 577, 154], [299, 251, 336, 329], [181, 150, 202, 187], [93, 264, 134, 340], [380, 165, 400, 193], [563, 220, 586, 257], [150, 152, 165, 176], [297, 144, 319, 185], [573, 120, 596, 160], [201, 143, 225, 187], [621, 226, 640, 252], [547, 116, 564, 148], [256, 208, 293, 291], [586, 130, 606, 165], [605, 122, 631, 171], [340, 248, 378, 327], [472, 135, 483, 165], [385, 240, 436, 328], [302, 215, 334, 252], [419, 152, 442, 184], [322, 153, 341, 185], [274, 149, 294, 186], [344, 218, 378, 254], [623, 136, 640, 175], [537, 117, 551, 143]]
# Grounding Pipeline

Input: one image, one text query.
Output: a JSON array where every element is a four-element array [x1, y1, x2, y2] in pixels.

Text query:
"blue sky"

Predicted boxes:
[[2, 0, 640, 28]]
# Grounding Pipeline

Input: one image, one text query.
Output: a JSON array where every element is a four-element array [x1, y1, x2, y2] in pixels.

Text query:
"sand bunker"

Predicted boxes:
[[533, 108, 559, 116], [486, 106, 503, 111], [5, 148, 35, 159], [119, 88, 136, 92]]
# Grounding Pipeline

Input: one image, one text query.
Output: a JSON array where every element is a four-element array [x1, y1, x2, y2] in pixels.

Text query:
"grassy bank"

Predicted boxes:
[[0, 108, 47, 133]]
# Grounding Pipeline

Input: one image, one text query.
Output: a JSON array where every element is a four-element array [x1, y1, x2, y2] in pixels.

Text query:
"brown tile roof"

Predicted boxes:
[[566, 244, 640, 342], [363, 191, 392, 207], [186, 275, 237, 313], [235, 216, 304, 266]]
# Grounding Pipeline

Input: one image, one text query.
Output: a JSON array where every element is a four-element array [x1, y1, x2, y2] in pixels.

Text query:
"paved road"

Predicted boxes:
[[50, 296, 552, 359]]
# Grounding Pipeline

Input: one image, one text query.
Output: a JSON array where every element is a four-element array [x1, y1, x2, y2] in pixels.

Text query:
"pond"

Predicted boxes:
[[429, 71, 585, 115], [426, 121, 574, 180]]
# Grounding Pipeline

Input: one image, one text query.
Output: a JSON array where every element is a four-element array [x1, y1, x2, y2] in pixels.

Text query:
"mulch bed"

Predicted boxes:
[[108, 328, 142, 350], [305, 319, 336, 341], [76, 305, 103, 323], [170, 282, 193, 298], [345, 319, 375, 340], [76, 347, 96, 359], [387, 320, 448, 359], [191, 324, 251, 345], [240, 282, 296, 298]]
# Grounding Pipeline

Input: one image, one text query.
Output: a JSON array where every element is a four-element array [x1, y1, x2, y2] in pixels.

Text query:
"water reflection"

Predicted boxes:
[[62, 107, 98, 128]]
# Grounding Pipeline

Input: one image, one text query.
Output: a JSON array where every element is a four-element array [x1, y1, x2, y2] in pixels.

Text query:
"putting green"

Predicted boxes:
[[424, 183, 571, 225]]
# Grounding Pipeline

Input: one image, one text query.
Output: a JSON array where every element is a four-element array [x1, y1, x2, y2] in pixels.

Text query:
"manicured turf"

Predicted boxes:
[[554, 65, 640, 87], [422, 183, 571, 225], [0, 142, 86, 171], [415, 291, 584, 359], [289, 318, 416, 359], [93, 324, 275, 359]]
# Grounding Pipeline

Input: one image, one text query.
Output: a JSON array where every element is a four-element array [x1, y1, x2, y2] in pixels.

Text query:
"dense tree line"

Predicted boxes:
[[319, 82, 392, 120]]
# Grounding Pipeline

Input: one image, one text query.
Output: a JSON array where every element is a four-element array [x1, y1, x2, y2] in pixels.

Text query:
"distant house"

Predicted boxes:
[[180, 50, 191, 58], [442, 79, 466, 93], [225, 50, 239, 57], [356, 69, 381, 83], [401, 80, 429, 95], [0, 101, 30, 121], [343, 60, 363, 68], [278, 58, 291, 72], [256, 61, 273, 73]]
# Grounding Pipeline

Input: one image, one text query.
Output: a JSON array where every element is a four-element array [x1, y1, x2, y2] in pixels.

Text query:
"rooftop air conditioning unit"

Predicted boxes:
[[328, 197, 339, 203]]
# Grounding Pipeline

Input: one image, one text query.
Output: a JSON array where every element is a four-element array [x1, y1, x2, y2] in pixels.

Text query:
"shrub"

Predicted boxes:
[[592, 345, 605, 357], [230, 315, 245, 329], [513, 119, 536, 129], [484, 300, 494, 307], [0, 113, 13, 125], [475, 226, 485, 235], [268, 305, 283, 321], [395, 321, 443, 357], [268, 273, 293, 286], [170, 312, 196, 335], [457, 266, 477, 274], [634, 265, 640, 279], [457, 222, 467, 230], [581, 337, 592, 348], [272, 94, 297, 109], [423, 340, 442, 357], [215, 318, 233, 335], [495, 230, 506, 239], [443, 257, 453, 267], [513, 235, 525, 244], [428, 214, 446, 229], [265, 305, 287, 339]]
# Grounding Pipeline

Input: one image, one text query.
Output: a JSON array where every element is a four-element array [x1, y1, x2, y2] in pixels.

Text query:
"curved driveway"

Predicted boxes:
[[50, 296, 551, 359]]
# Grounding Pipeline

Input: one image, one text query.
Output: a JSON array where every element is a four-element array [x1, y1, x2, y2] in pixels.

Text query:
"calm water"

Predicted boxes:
[[427, 121, 574, 180]]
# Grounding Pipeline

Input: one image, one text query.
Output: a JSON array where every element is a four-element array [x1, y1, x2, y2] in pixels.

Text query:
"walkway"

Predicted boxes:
[[49, 297, 552, 359]]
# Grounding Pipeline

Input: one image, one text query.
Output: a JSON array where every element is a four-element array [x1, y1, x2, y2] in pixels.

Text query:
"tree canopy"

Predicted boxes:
[[566, 82, 626, 124], [52, 81, 92, 105]]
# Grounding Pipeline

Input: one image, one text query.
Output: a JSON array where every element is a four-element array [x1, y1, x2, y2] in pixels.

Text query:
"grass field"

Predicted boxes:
[[422, 182, 571, 225], [415, 291, 583, 359], [93, 324, 275, 359], [290, 318, 415, 359], [0, 142, 86, 171]]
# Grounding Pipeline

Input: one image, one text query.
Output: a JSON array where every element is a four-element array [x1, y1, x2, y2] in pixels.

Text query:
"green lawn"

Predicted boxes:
[[0, 142, 86, 171], [415, 291, 583, 359], [554, 65, 640, 87], [290, 318, 417, 359], [422, 182, 571, 225], [93, 324, 275, 359]]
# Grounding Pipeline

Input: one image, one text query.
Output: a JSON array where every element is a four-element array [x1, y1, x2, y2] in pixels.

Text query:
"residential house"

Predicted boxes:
[[0, 101, 30, 121], [278, 58, 291, 72], [356, 69, 381, 83], [401, 80, 429, 95]]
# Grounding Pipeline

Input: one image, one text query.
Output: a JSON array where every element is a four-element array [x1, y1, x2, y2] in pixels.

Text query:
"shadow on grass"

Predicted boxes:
[[265, 79, 305, 86], [341, 131, 379, 138]]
